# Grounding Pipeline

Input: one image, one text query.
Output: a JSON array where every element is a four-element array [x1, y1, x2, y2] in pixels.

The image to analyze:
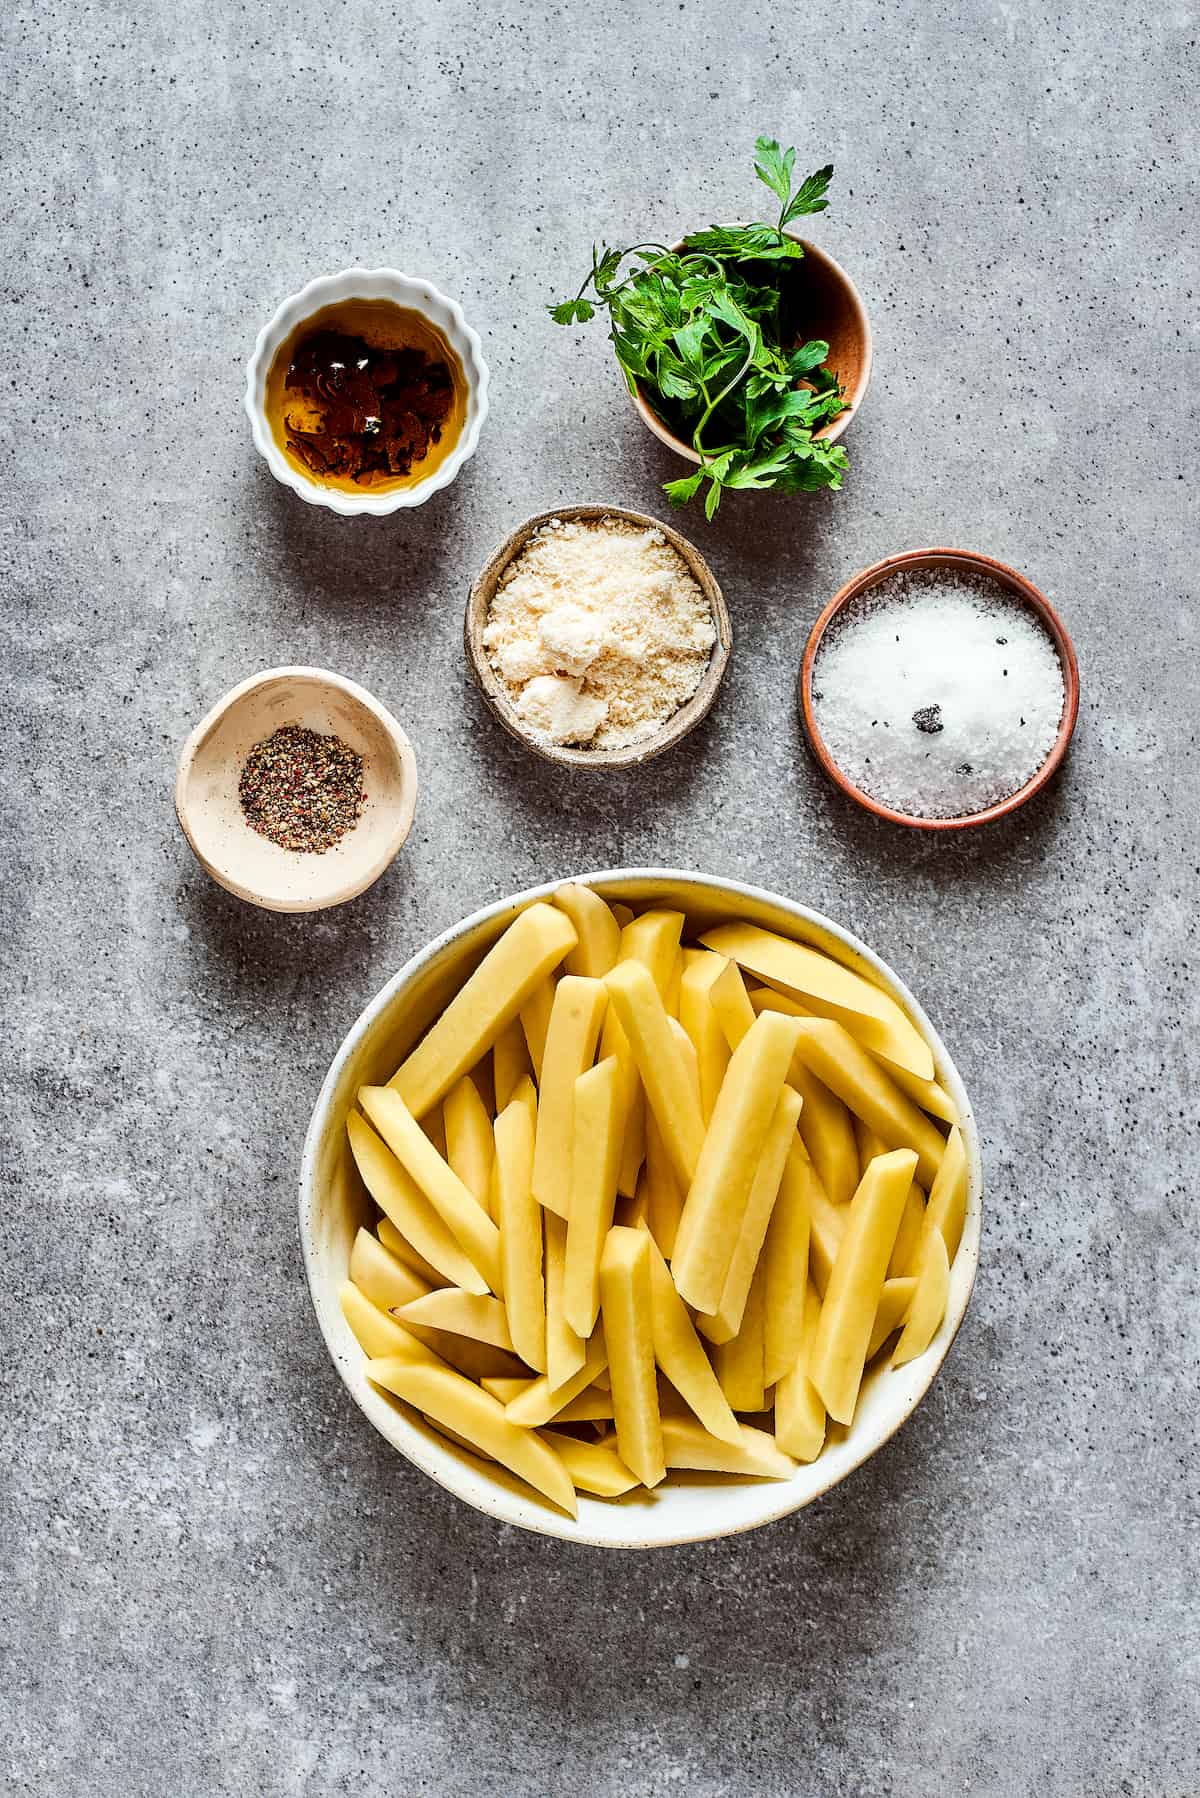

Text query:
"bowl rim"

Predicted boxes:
[[799, 547, 1081, 831], [463, 504, 733, 770], [298, 867, 983, 1547], [243, 266, 490, 517], [174, 663, 419, 912], [630, 232, 873, 462]]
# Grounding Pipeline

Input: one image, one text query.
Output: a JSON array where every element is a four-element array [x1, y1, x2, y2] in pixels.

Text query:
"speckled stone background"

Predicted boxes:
[[3, 1, 1197, 1792]]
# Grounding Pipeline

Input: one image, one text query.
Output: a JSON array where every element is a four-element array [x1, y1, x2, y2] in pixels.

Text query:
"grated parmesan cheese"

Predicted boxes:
[[481, 517, 717, 749]]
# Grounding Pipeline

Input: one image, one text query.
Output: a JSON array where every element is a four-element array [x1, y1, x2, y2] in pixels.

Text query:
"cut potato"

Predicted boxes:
[[640, 1225, 741, 1445], [396, 1288, 515, 1352], [492, 1016, 532, 1112], [662, 1416, 796, 1480], [599, 1226, 665, 1488], [853, 1116, 889, 1168], [671, 1010, 802, 1314], [554, 882, 622, 979], [893, 1229, 950, 1366], [603, 959, 706, 1193], [444, 1075, 495, 1215], [376, 1215, 446, 1289], [700, 921, 934, 1081], [887, 1182, 927, 1278], [540, 1428, 638, 1496], [679, 948, 732, 1122], [809, 1148, 918, 1423], [493, 1086, 546, 1372], [543, 1211, 586, 1390], [368, 1356, 577, 1517], [789, 1019, 945, 1188], [699, 1085, 802, 1345], [762, 1139, 813, 1388], [713, 1255, 767, 1412], [642, 1108, 684, 1257], [774, 1281, 826, 1462], [597, 1006, 644, 1201], [340, 1278, 437, 1364], [390, 902, 576, 1116], [873, 1057, 959, 1125], [531, 975, 608, 1217], [359, 1086, 504, 1295], [755, 991, 860, 1204], [618, 908, 685, 995], [505, 1327, 608, 1427], [867, 1276, 918, 1360], [519, 975, 556, 1082], [708, 957, 757, 1051], [925, 1124, 968, 1261], [563, 1058, 623, 1336], [348, 1111, 488, 1294]]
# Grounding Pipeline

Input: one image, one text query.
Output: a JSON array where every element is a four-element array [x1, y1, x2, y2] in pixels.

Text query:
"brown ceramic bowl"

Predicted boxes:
[[631, 233, 872, 461], [465, 504, 732, 770], [798, 549, 1080, 832]]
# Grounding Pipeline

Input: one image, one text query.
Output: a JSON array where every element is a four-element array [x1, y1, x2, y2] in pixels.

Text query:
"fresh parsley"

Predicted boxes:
[[549, 140, 849, 518]]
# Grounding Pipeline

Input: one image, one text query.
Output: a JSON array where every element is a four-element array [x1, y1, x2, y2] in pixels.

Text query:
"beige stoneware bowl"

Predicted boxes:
[[299, 869, 982, 1547], [175, 666, 418, 913]]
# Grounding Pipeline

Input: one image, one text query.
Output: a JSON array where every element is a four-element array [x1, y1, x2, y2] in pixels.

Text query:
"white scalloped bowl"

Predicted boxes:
[[244, 267, 489, 516], [299, 870, 982, 1548]]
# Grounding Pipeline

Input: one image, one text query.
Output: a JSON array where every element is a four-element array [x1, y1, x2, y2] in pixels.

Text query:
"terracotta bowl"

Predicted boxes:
[[464, 504, 732, 769], [299, 868, 982, 1548], [175, 667, 418, 912], [799, 549, 1080, 831], [631, 233, 872, 462]]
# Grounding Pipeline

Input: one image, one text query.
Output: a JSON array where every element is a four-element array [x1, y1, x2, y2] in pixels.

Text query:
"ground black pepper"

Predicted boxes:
[[238, 723, 365, 854]]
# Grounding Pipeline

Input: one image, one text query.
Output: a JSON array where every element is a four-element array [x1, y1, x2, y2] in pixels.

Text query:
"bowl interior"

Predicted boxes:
[[300, 869, 982, 1547], [464, 506, 732, 770], [635, 236, 872, 458], [800, 549, 1081, 832], [177, 670, 417, 912]]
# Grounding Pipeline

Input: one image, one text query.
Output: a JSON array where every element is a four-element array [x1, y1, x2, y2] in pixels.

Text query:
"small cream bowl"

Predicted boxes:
[[175, 666, 418, 913], [244, 267, 490, 517], [299, 869, 982, 1546]]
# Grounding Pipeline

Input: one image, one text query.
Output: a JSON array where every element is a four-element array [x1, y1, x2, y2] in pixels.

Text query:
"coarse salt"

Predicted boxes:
[[482, 517, 716, 749], [810, 569, 1065, 819]]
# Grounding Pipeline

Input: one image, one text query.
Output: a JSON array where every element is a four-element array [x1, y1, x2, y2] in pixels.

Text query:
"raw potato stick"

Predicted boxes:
[[763, 1140, 813, 1388], [367, 1357, 577, 1518], [340, 1279, 440, 1365], [639, 1226, 741, 1445], [347, 1111, 489, 1294], [494, 1084, 547, 1372], [924, 1124, 968, 1260], [492, 1016, 532, 1111], [540, 1429, 639, 1497], [618, 909, 685, 996], [642, 1108, 684, 1257], [520, 976, 556, 1081], [699, 1085, 803, 1344], [808, 1148, 918, 1423], [376, 1215, 446, 1288], [349, 1226, 430, 1314], [444, 1075, 495, 1215], [505, 1328, 608, 1427], [396, 1288, 515, 1352], [708, 958, 757, 1051], [599, 1226, 666, 1488], [603, 959, 706, 1193], [671, 1010, 802, 1314], [892, 1229, 950, 1366], [661, 1416, 797, 1480], [359, 1086, 504, 1295], [774, 1282, 826, 1462], [806, 1167, 847, 1297], [713, 1255, 767, 1412], [867, 1276, 918, 1360], [543, 1212, 587, 1389], [679, 948, 732, 1122], [563, 1058, 623, 1336], [597, 1006, 644, 1200], [389, 902, 577, 1117], [531, 976, 608, 1217], [789, 1019, 945, 1188], [699, 921, 934, 1081], [871, 1056, 959, 1126], [554, 883, 622, 978], [886, 1181, 927, 1277]]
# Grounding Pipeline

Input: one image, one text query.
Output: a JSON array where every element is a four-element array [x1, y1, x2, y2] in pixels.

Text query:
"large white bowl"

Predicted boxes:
[[244, 266, 489, 517], [299, 870, 982, 1547]]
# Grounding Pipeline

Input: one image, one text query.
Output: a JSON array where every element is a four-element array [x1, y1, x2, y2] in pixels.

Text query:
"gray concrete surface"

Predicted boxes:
[[3, 1, 1197, 1792]]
